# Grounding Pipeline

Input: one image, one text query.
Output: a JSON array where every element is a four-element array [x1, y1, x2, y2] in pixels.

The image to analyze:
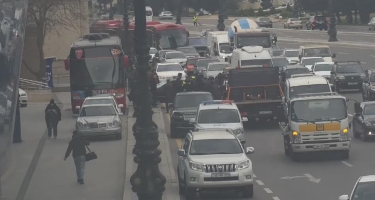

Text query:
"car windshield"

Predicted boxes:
[[84, 99, 113, 105], [351, 181, 375, 200], [302, 58, 324, 65], [187, 59, 200, 65], [303, 48, 331, 57], [260, 18, 270, 21], [272, 50, 284, 57], [314, 64, 333, 71], [79, 106, 116, 117], [197, 59, 219, 70], [159, 29, 188, 49], [177, 47, 197, 54], [237, 36, 271, 48], [285, 68, 310, 78], [198, 109, 240, 123], [149, 48, 157, 54], [166, 52, 186, 59], [163, 11, 171, 14], [70, 47, 124, 90], [284, 50, 299, 57], [289, 85, 331, 98], [208, 63, 227, 71], [188, 38, 207, 46], [175, 94, 213, 108], [272, 58, 288, 67], [189, 139, 243, 155], [219, 43, 233, 53], [364, 104, 375, 115], [241, 59, 273, 67], [157, 64, 182, 72], [336, 65, 364, 73], [291, 98, 347, 122]]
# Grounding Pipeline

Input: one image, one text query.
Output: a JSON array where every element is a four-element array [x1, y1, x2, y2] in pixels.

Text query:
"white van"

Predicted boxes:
[[134, 7, 153, 21], [210, 35, 233, 61], [229, 46, 272, 68]]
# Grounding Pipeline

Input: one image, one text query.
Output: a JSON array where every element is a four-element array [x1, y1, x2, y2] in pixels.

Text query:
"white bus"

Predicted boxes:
[[133, 6, 153, 22]]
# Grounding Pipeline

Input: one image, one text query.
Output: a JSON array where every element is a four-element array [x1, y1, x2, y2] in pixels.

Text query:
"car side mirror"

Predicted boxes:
[[177, 149, 186, 157], [332, 53, 336, 58], [245, 147, 255, 154], [354, 102, 362, 114], [118, 104, 124, 108], [242, 117, 248, 122], [338, 195, 349, 200], [75, 106, 81, 110], [189, 118, 196, 124]]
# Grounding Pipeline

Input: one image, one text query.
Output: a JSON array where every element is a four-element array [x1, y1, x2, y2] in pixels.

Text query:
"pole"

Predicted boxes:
[[130, 0, 166, 199], [328, 0, 338, 42], [217, 0, 225, 31], [123, 0, 130, 54], [175, 0, 182, 25]]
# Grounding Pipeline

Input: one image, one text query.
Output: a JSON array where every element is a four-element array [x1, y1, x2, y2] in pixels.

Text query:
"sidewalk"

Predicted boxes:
[[123, 104, 180, 200]]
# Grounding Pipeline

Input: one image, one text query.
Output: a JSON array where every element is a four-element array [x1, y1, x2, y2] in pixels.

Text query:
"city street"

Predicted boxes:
[[161, 20, 375, 200]]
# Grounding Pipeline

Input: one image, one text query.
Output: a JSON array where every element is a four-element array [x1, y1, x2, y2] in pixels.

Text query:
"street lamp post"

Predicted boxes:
[[175, 0, 182, 25], [130, 0, 166, 199], [328, 0, 338, 42], [217, 0, 225, 31]]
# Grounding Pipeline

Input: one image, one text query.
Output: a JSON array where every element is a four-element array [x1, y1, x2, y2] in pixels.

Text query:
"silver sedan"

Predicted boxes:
[[76, 104, 122, 140]]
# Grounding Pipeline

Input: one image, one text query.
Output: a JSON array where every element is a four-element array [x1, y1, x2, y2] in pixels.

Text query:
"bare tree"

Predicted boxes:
[[25, 0, 87, 80]]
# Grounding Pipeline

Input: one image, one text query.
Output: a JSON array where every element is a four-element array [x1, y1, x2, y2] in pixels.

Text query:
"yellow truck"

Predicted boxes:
[[279, 92, 350, 161]]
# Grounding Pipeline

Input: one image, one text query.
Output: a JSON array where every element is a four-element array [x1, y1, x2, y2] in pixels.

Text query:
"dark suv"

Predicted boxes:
[[306, 15, 328, 30], [330, 61, 366, 92], [169, 92, 213, 138]]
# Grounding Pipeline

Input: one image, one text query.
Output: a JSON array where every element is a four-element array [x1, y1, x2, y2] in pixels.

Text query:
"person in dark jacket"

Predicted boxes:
[[208, 78, 222, 100], [64, 131, 90, 184], [173, 73, 183, 94], [149, 73, 159, 107], [45, 99, 61, 139], [164, 79, 175, 113]]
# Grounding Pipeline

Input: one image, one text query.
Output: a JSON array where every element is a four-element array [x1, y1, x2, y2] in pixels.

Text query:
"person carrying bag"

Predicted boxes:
[[64, 131, 97, 184]]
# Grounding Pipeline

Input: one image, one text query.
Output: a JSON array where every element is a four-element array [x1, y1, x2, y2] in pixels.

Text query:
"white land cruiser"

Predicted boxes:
[[177, 129, 255, 199], [190, 100, 247, 144]]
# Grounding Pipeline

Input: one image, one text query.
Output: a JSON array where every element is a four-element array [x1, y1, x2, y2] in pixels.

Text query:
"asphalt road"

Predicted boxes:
[[161, 21, 375, 200]]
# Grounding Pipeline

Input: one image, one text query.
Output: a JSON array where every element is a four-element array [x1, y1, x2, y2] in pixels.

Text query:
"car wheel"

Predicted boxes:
[[170, 126, 178, 138], [185, 174, 196, 200], [177, 167, 184, 194], [341, 150, 349, 159], [242, 185, 254, 198]]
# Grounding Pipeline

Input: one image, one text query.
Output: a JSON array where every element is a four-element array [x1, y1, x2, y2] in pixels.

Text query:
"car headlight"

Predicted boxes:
[[232, 128, 244, 135], [189, 161, 205, 172], [114, 93, 124, 98], [113, 120, 120, 127], [77, 122, 84, 129], [172, 112, 184, 119], [292, 130, 302, 143], [336, 76, 345, 80], [340, 127, 350, 141], [238, 160, 250, 170], [365, 121, 372, 126]]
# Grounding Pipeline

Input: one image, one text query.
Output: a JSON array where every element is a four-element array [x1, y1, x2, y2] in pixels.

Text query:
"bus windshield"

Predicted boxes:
[[159, 29, 188, 49], [70, 47, 124, 90], [237, 36, 271, 48]]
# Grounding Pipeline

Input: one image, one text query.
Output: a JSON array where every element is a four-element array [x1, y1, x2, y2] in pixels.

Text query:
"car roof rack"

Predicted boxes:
[[294, 92, 339, 98], [201, 100, 234, 105], [334, 61, 361, 65]]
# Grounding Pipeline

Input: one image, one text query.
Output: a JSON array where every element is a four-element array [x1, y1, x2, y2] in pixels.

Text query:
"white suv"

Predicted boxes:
[[190, 100, 247, 144], [177, 130, 255, 199]]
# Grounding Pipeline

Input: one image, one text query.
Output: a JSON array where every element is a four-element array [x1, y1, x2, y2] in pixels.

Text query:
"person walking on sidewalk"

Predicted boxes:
[[45, 99, 61, 139], [64, 131, 90, 184]]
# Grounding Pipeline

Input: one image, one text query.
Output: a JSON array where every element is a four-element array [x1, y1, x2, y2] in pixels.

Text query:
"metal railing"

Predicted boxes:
[[19, 78, 51, 93]]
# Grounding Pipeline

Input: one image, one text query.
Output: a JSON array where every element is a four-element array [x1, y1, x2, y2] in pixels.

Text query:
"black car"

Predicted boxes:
[[330, 61, 365, 92], [362, 69, 375, 101], [256, 17, 273, 28], [306, 15, 328, 30], [169, 92, 213, 138], [188, 37, 210, 57], [177, 46, 200, 58], [353, 101, 375, 141]]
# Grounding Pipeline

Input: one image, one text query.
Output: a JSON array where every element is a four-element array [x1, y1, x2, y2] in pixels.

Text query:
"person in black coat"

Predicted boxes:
[[45, 99, 61, 139], [164, 79, 175, 113], [64, 130, 90, 184]]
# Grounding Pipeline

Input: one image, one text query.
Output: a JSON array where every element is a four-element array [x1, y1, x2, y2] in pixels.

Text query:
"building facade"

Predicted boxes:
[[0, 0, 28, 195]]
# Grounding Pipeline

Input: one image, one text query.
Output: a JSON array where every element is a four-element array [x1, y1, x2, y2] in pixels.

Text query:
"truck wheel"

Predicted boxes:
[[341, 150, 349, 159], [242, 185, 253, 198], [185, 174, 196, 200]]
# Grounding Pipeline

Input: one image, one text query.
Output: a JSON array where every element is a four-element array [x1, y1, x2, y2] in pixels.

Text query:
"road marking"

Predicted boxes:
[[256, 180, 265, 185], [264, 188, 273, 193], [273, 197, 281, 200], [338, 52, 349, 55], [342, 161, 353, 167], [280, 175, 306, 179], [371, 55, 375, 58], [304, 174, 321, 183]]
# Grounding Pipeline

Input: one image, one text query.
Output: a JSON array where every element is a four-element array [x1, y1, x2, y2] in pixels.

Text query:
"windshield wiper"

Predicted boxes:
[[294, 119, 316, 124], [315, 118, 341, 123]]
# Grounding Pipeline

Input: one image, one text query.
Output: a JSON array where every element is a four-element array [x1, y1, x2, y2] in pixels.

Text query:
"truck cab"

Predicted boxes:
[[229, 46, 272, 68], [280, 92, 350, 161], [210, 34, 233, 62], [282, 75, 332, 117]]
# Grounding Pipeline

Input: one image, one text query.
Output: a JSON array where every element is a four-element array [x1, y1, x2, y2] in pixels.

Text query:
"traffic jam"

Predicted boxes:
[[63, 10, 373, 199]]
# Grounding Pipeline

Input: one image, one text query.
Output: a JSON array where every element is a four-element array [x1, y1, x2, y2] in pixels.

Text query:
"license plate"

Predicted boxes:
[[211, 172, 231, 178], [259, 111, 272, 114], [348, 82, 358, 85], [313, 144, 330, 149]]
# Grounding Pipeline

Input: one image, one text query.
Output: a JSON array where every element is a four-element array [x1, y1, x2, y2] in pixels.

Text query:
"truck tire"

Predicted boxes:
[[243, 185, 253, 198]]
